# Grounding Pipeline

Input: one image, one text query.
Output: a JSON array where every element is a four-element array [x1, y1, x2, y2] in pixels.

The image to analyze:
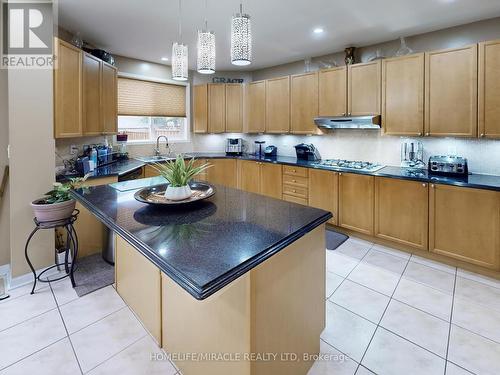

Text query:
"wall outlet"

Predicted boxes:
[[69, 145, 78, 155]]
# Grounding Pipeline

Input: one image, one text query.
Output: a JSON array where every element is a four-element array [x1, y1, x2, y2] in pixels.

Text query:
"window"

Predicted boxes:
[[117, 77, 188, 142]]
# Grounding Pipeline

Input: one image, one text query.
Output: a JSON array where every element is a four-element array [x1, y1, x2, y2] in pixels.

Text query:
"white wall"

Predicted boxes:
[[0, 70, 9, 266]]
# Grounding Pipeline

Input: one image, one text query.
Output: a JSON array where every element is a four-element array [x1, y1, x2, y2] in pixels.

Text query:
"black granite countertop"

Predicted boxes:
[[71, 181, 332, 300], [57, 159, 146, 182]]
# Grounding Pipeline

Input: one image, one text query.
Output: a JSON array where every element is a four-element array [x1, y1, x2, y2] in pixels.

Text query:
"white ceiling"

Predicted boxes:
[[57, 0, 500, 71]]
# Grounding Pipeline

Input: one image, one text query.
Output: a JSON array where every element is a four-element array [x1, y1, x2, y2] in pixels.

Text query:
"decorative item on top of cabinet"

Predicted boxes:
[[374, 177, 428, 250], [265, 76, 290, 133], [54, 38, 82, 138], [382, 53, 424, 136], [479, 39, 500, 139], [225, 84, 243, 132], [318, 66, 347, 117], [101, 62, 118, 134], [344, 47, 356, 65], [193, 84, 208, 133], [308, 169, 338, 225], [290, 72, 320, 134], [348, 60, 382, 116], [208, 84, 226, 133], [338, 172, 374, 235], [246, 80, 266, 133], [429, 184, 500, 270], [424, 45, 478, 137]]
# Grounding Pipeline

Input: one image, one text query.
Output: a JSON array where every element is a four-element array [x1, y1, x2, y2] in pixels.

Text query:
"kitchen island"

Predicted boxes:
[[72, 178, 331, 375]]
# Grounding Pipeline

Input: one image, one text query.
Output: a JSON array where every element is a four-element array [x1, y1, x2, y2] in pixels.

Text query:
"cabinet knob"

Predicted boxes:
[[348, 113, 351, 116], [418, 132, 422, 136], [422, 183, 427, 187], [292, 189, 297, 193], [480, 133, 485, 137], [342, 113, 346, 116], [431, 184, 435, 188], [292, 179, 296, 182], [339, 172, 342, 176], [425, 132, 430, 136]]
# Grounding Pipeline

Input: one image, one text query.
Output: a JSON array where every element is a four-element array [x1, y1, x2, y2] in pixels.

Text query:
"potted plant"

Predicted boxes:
[[31, 175, 89, 222], [150, 155, 211, 201]]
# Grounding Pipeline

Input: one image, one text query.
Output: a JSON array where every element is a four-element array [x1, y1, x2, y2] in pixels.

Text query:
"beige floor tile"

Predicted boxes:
[[0, 338, 80, 375], [331, 280, 389, 323], [0, 310, 67, 370], [455, 276, 500, 312], [456, 269, 500, 289], [445, 362, 473, 375], [393, 278, 452, 321], [370, 244, 411, 260], [453, 296, 500, 344], [403, 261, 455, 294], [327, 252, 359, 277], [355, 365, 375, 374], [50, 278, 79, 306], [380, 300, 449, 357], [362, 328, 445, 375], [410, 255, 456, 274], [321, 302, 376, 362], [335, 240, 371, 260], [70, 307, 147, 373], [88, 335, 176, 375], [361, 249, 408, 275], [307, 340, 358, 375], [60, 285, 125, 333], [326, 272, 344, 299], [4, 283, 47, 301], [448, 325, 500, 375], [347, 263, 400, 296]]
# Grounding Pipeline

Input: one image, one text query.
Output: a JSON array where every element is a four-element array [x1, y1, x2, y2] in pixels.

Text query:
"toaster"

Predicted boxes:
[[428, 156, 468, 176]]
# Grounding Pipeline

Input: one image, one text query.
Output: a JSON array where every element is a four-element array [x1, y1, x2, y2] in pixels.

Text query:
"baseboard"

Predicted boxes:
[[9, 265, 61, 290]]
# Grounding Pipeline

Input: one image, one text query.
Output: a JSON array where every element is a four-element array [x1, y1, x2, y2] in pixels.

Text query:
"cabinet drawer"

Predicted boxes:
[[282, 174, 308, 188], [283, 194, 308, 205], [283, 184, 308, 198], [283, 165, 309, 177]]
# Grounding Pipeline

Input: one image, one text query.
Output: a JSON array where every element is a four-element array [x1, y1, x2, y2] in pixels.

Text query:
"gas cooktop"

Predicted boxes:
[[312, 159, 385, 172]]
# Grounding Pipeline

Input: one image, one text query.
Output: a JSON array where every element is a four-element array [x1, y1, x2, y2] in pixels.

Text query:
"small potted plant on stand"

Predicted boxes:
[[31, 175, 89, 222], [151, 156, 211, 201]]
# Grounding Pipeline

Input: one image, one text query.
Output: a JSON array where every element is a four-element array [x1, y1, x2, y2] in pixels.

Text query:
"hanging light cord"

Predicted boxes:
[[204, 0, 208, 30], [178, 0, 182, 41]]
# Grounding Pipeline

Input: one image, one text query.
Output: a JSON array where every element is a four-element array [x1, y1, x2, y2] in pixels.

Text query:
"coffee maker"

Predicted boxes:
[[401, 140, 425, 169], [226, 138, 243, 156]]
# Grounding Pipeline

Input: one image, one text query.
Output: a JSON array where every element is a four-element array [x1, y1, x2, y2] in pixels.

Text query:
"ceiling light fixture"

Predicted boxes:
[[313, 27, 324, 34], [230, 1, 252, 66], [197, 0, 216, 74], [172, 0, 188, 81]]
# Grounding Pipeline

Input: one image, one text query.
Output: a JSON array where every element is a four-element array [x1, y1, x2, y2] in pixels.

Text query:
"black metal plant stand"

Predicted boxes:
[[24, 210, 80, 294]]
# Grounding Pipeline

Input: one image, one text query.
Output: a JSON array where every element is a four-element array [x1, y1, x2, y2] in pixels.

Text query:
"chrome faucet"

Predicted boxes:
[[155, 136, 170, 156]]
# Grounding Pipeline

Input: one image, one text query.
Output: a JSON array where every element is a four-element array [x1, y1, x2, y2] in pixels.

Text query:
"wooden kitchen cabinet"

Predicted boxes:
[[238, 160, 261, 194], [82, 53, 102, 136], [101, 62, 118, 134], [208, 84, 226, 133], [54, 38, 82, 138], [308, 169, 338, 225], [246, 81, 266, 133], [238, 160, 282, 198], [265, 76, 290, 133], [348, 61, 382, 116], [144, 164, 160, 178], [291, 72, 320, 134], [374, 177, 428, 250], [282, 166, 309, 204], [338, 173, 374, 235], [425, 45, 478, 137], [207, 158, 237, 188], [193, 84, 208, 133], [225, 84, 243, 132], [319, 67, 347, 117], [429, 184, 500, 270], [479, 39, 500, 138], [382, 54, 425, 136]]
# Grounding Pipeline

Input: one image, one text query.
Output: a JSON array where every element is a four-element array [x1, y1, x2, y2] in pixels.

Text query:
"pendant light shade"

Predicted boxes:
[[172, 0, 188, 81], [197, 30, 216, 74], [231, 3, 252, 66]]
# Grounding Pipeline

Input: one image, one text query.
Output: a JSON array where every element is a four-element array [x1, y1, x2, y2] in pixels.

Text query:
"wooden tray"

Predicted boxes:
[[134, 182, 215, 206]]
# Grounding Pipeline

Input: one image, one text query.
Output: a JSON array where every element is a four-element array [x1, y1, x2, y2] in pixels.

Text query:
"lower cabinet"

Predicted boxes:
[[144, 164, 160, 178], [308, 169, 338, 225], [206, 159, 238, 188], [238, 160, 261, 194], [374, 177, 429, 250], [338, 173, 374, 235], [429, 184, 500, 270], [238, 160, 282, 198]]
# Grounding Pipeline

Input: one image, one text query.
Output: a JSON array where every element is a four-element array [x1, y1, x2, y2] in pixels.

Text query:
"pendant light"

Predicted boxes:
[[230, 1, 252, 66], [172, 0, 188, 81], [197, 0, 216, 74]]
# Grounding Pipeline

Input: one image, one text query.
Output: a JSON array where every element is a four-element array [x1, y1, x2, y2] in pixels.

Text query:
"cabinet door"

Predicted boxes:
[[247, 81, 266, 133], [338, 173, 374, 235], [101, 62, 118, 134], [319, 67, 347, 117], [266, 77, 290, 133], [382, 54, 424, 136], [238, 160, 261, 194], [225, 84, 243, 132], [54, 38, 82, 138], [479, 40, 500, 138], [208, 84, 226, 133], [348, 61, 381, 116], [308, 169, 338, 225], [260, 163, 282, 199], [193, 84, 208, 133], [425, 45, 478, 137], [207, 159, 237, 188], [82, 53, 102, 136], [144, 165, 161, 178], [429, 184, 500, 270], [291, 72, 320, 134], [374, 177, 428, 250]]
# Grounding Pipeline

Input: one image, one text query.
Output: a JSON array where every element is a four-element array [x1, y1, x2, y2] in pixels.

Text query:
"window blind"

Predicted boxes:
[[118, 77, 186, 117]]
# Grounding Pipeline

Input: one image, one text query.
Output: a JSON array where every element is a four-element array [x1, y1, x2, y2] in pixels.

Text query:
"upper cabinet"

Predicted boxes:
[[382, 54, 425, 136], [101, 62, 118, 134], [348, 60, 382, 116], [318, 67, 347, 117], [208, 84, 226, 133], [193, 84, 208, 133], [479, 39, 500, 138], [291, 72, 320, 134], [246, 80, 266, 133], [266, 76, 290, 133], [425, 45, 478, 137], [54, 38, 82, 138], [82, 53, 102, 136], [225, 84, 243, 133]]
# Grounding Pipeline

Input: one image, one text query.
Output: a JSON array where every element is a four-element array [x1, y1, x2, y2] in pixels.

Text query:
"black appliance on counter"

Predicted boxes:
[[264, 145, 277, 157], [295, 143, 321, 161], [428, 156, 468, 176]]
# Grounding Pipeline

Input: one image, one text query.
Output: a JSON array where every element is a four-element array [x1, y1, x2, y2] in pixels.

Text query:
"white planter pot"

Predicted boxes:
[[164, 185, 192, 201]]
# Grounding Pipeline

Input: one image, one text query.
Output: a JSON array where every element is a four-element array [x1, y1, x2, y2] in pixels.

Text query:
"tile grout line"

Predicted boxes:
[[444, 267, 458, 374], [0, 305, 60, 334]]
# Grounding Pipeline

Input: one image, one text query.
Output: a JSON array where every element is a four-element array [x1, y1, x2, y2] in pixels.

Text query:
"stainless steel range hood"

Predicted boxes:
[[314, 115, 381, 129]]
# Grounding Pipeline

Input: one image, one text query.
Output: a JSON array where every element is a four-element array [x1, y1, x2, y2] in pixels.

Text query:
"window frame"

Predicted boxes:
[[117, 72, 191, 144]]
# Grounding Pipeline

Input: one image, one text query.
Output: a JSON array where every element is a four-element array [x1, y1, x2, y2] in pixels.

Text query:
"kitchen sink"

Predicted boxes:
[[135, 154, 195, 163]]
